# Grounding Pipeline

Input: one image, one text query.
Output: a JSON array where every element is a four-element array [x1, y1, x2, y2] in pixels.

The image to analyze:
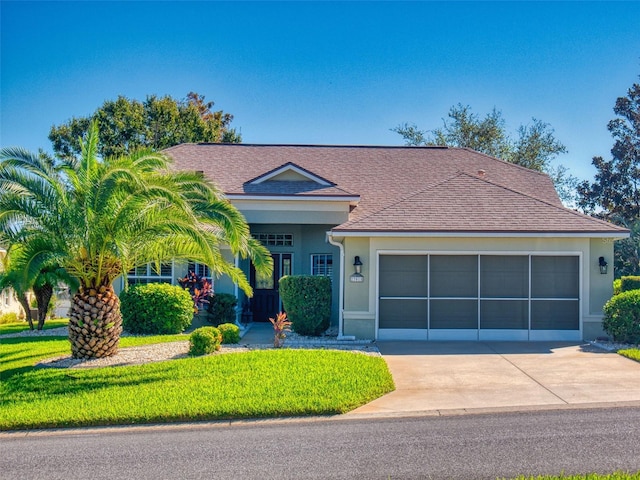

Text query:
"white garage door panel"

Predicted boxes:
[[479, 330, 529, 341], [429, 329, 479, 341], [377, 328, 429, 340], [530, 330, 582, 341]]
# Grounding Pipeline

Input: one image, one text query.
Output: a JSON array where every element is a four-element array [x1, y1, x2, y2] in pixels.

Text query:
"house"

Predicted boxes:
[[162, 143, 628, 342], [0, 247, 24, 317]]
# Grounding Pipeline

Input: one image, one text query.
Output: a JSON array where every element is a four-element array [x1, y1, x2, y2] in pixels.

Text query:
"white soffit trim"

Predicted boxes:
[[332, 230, 629, 239], [247, 163, 334, 186], [227, 194, 360, 203]]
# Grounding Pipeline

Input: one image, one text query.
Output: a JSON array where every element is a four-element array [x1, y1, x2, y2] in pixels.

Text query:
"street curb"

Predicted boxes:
[[3, 400, 640, 438]]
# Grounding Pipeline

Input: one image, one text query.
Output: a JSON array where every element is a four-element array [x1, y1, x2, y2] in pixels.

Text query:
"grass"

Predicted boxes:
[[506, 473, 640, 480], [0, 318, 69, 335], [0, 334, 394, 431]]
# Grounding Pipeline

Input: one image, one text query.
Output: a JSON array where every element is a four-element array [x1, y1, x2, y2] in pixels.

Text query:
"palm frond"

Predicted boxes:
[[1, 123, 270, 294]]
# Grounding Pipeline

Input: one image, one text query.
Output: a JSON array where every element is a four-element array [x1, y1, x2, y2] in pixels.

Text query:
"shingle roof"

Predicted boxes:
[[164, 143, 628, 236]]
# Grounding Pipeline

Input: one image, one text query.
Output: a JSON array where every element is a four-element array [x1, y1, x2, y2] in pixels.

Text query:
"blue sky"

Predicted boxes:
[[1, 1, 639, 182]]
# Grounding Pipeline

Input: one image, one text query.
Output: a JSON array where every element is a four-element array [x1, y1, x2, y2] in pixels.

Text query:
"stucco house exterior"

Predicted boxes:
[[0, 247, 24, 317], [161, 143, 628, 342]]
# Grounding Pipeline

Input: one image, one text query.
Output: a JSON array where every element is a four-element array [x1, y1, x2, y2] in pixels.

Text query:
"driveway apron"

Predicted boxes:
[[349, 341, 640, 415]]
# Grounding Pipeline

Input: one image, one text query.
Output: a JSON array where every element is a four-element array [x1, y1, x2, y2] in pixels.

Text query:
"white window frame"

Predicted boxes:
[[311, 254, 333, 277], [254, 233, 294, 247], [3, 289, 11, 307], [124, 261, 175, 287]]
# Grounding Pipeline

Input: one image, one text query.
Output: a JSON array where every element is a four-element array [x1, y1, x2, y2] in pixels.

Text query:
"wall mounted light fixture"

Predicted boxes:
[[598, 256, 608, 275], [350, 256, 364, 283]]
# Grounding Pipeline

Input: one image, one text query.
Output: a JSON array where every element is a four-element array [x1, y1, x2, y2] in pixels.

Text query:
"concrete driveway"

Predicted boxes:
[[349, 341, 640, 416]]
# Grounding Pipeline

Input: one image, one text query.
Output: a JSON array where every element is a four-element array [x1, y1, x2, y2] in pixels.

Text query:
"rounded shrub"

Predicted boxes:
[[217, 323, 240, 344], [0, 312, 19, 324], [206, 293, 237, 326], [603, 289, 640, 344], [189, 326, 222, 356], [121, 283, 194, 334], [279, 275, 331, 336]]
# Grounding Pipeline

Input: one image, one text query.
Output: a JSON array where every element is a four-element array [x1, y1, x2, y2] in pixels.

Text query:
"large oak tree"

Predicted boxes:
[[578, 78, 640, 276], [393, 104, 577, 204], [49, 92, 241, 159]]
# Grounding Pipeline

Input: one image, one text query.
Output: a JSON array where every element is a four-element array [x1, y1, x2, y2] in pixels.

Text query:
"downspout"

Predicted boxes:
[[326, 232, 354, 340], [234, 253, 244, 330]]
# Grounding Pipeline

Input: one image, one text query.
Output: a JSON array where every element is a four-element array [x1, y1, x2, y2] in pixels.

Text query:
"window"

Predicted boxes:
[[311, 254, 333, 277], [126, 262, 174, 285], [254, 233, 293, 246], [187, 262, 211, 280], [3, 289, 10, 306]]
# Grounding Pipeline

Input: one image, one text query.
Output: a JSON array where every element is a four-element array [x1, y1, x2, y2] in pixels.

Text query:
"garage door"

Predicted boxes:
[[378, 254, 580, 341]]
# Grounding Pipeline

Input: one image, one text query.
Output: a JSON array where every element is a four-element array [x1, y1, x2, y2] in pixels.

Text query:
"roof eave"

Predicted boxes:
[[329, 230, 630, 239], [227, 193, 361, 204]]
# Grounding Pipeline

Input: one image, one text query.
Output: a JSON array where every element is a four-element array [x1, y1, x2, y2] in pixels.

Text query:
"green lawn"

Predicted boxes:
[[506, 473, 640, 480], [0, 318, 70, 335], [0, 332, 394, 431]]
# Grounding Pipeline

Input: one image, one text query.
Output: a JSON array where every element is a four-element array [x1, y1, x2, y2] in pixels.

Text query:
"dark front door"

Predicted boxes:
[[250, 253, 292, 322]]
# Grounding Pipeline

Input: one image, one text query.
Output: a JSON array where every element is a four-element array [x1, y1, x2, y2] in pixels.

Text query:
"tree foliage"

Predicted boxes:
[[577, 81, 640, 218], [49, 92, 241, 159], [393, 104, 576, 204], [577, 79, 640, 277], [0, 245, 33, 329], [0, 243, 76, 330]]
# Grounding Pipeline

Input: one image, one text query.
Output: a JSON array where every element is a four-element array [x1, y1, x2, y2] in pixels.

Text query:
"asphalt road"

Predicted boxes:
[[4, 407, 640, 480]]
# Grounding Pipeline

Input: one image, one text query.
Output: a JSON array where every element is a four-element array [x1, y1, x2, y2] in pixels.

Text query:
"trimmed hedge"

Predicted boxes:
[[206, 293, 238, 326], [279, 275, 331, 336], [189, 326, 222, 356], [621, 276, 640, 293], [121, 283, 194, 334], [603, 289, 640, 344], [218, 323, 240, 344], [614, 279, 622, 295]]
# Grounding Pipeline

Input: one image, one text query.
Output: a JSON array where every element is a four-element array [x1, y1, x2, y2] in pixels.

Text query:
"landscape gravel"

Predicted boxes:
[[4, 326, 380, 370]]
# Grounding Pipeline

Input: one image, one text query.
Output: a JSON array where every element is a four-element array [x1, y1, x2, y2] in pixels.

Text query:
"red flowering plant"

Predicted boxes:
[[269, 312, 292, 348], [178, 271, 213, 313]]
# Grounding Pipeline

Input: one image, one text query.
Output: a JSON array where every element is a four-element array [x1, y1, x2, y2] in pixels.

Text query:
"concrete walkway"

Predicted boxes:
[[349, 341, 640, 416]]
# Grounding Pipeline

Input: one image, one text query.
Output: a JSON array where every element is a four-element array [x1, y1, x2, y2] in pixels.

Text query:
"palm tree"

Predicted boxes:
[[0, 243, 77, 330], [0, 122, 271, 358], [0, 246, 34, 329], [31, 263, 77, 330]]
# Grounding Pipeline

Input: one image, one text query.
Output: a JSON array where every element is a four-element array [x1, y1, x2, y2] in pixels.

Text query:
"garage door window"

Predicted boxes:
[[480, 255, 529, 330], [531, 256, 579, 330], [379, 255, 428, 329], [430, 255, 477, 329]]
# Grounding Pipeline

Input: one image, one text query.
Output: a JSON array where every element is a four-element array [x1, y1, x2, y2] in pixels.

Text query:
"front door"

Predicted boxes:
[[250, 253, 292, 322]]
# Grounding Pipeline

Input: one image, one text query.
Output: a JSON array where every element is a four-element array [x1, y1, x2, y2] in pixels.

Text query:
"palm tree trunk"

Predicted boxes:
[[17, 294, 34, 330], [68, 285, 122, 359], [34, 283, 53, 330]]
